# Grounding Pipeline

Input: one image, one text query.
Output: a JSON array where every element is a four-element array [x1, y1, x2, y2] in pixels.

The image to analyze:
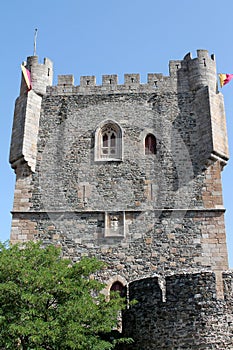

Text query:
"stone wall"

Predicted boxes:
[[10, 209, 228, 282], [9, 50, 232, 348], [10, 50, 229, 277], [122, 271, 233, 349]]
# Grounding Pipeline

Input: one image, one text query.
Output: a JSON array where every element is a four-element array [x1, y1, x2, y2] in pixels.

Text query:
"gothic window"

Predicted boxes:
[[95, 121, 123, 161], [101, 127, 117, 157], [145, 133, 157, 155]]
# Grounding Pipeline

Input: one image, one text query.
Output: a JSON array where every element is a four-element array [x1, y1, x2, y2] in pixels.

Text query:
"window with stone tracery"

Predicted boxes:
[[101, 126, 117, 157], [95, 121, 123, 161]]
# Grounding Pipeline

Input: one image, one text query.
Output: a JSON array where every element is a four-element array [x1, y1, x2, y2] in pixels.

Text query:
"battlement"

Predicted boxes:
[[123, 271, 233, 349], [45, 49, 217, 96], [128, 271, 233, 304], [49, 72, 174, 95]]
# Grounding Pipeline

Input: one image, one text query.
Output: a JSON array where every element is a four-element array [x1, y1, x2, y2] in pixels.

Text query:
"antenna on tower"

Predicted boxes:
[[33, 28, 38, 56]]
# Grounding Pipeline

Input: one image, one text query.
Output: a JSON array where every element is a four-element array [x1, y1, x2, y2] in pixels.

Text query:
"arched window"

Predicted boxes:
[[95, 121, 123, 161], [101, 126, 117, 157], [109, 280, 126, 331], [110, 281, 126, 298], [145, 133, 157, 155]]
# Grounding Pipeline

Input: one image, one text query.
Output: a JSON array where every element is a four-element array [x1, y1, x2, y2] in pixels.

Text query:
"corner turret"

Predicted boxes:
[[10, 56, 53, 173], [20, 56, 53, 96], [170, 50, 229, 169], [169, 49, 217, 93], [185, 49, 217, 92]]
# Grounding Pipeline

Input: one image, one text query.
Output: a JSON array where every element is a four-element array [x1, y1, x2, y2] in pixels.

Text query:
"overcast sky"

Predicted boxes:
[[0, 0, 232, 266]]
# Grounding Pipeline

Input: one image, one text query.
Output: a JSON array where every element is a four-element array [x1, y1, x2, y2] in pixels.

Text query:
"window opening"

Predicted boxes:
[[102, 133, 108, 154], [110, 133, 116, 148], [101, 126, 119, 159], [110, 281, 126, 298], [95, 121, 122, 161], [145, 134, 157, 155], [110, 281, 126, 331]]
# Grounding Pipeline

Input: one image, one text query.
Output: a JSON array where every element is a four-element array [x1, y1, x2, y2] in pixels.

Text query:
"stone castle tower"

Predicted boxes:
[[10, 50, 233, 348]]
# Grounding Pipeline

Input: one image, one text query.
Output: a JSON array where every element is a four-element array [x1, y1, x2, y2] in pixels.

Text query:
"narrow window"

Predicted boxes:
[[110, 281, 126, 331], [102, 133, 108, 155], [110, 133, 116, 154], [110, 281, 126, 298], [145, 134, 157, 155]]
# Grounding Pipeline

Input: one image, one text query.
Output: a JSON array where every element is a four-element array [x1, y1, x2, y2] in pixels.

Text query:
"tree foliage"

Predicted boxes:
[[0, 241, 131, 350]]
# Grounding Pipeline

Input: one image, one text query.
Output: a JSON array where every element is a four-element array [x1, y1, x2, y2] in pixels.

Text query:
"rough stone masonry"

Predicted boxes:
[[9, 50, 233, 349]]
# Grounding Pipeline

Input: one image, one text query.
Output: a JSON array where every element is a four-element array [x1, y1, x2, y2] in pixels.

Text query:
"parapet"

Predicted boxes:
[[123, 271, 233, 349], [48, 72, 174, 95], [46, 50, 218, 96], [128, 271, 233, 305]]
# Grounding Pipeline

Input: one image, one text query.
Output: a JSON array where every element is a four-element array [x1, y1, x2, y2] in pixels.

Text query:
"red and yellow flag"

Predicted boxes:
[[21, 64, 32, 91], [218, 73, 233, 88]]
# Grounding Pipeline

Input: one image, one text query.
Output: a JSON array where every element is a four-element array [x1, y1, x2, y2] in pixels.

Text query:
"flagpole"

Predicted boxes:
[[33, 28, 38, 56]]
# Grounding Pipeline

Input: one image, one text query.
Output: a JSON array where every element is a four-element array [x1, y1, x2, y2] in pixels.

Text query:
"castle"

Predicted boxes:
[[10, 50, 233, 349]]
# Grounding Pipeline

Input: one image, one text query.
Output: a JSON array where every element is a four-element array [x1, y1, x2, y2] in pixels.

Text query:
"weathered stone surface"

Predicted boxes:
[[122, 272, 233, 349], [9, 49, 232, 349]]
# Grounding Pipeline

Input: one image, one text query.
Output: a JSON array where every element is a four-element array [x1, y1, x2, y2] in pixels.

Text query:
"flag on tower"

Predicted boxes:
[[21, 64, 32, 91], [218, 73, 233, 88]]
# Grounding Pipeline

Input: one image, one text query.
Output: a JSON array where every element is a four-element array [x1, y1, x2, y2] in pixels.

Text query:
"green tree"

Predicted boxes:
[[0, 241, 132, 350]]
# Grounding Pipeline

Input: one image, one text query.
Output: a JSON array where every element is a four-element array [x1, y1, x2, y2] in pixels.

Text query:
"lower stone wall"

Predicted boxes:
[[122, 271, 233, 350], [11, 209, 228, 281]]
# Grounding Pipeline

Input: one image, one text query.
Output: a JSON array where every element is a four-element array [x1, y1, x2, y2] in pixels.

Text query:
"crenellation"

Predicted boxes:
[[147, 73, 163, 86], [169, 59, 182, 76], [44, 51, 219, 97], [52, 72, 172, 93], [57, 75, 74, 86], [80, 75, 96, 87], [123, 271, 233, 349], [102, 74, 118, 86], [47, 75, 178, 96], [124, 73, 140, 85]]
